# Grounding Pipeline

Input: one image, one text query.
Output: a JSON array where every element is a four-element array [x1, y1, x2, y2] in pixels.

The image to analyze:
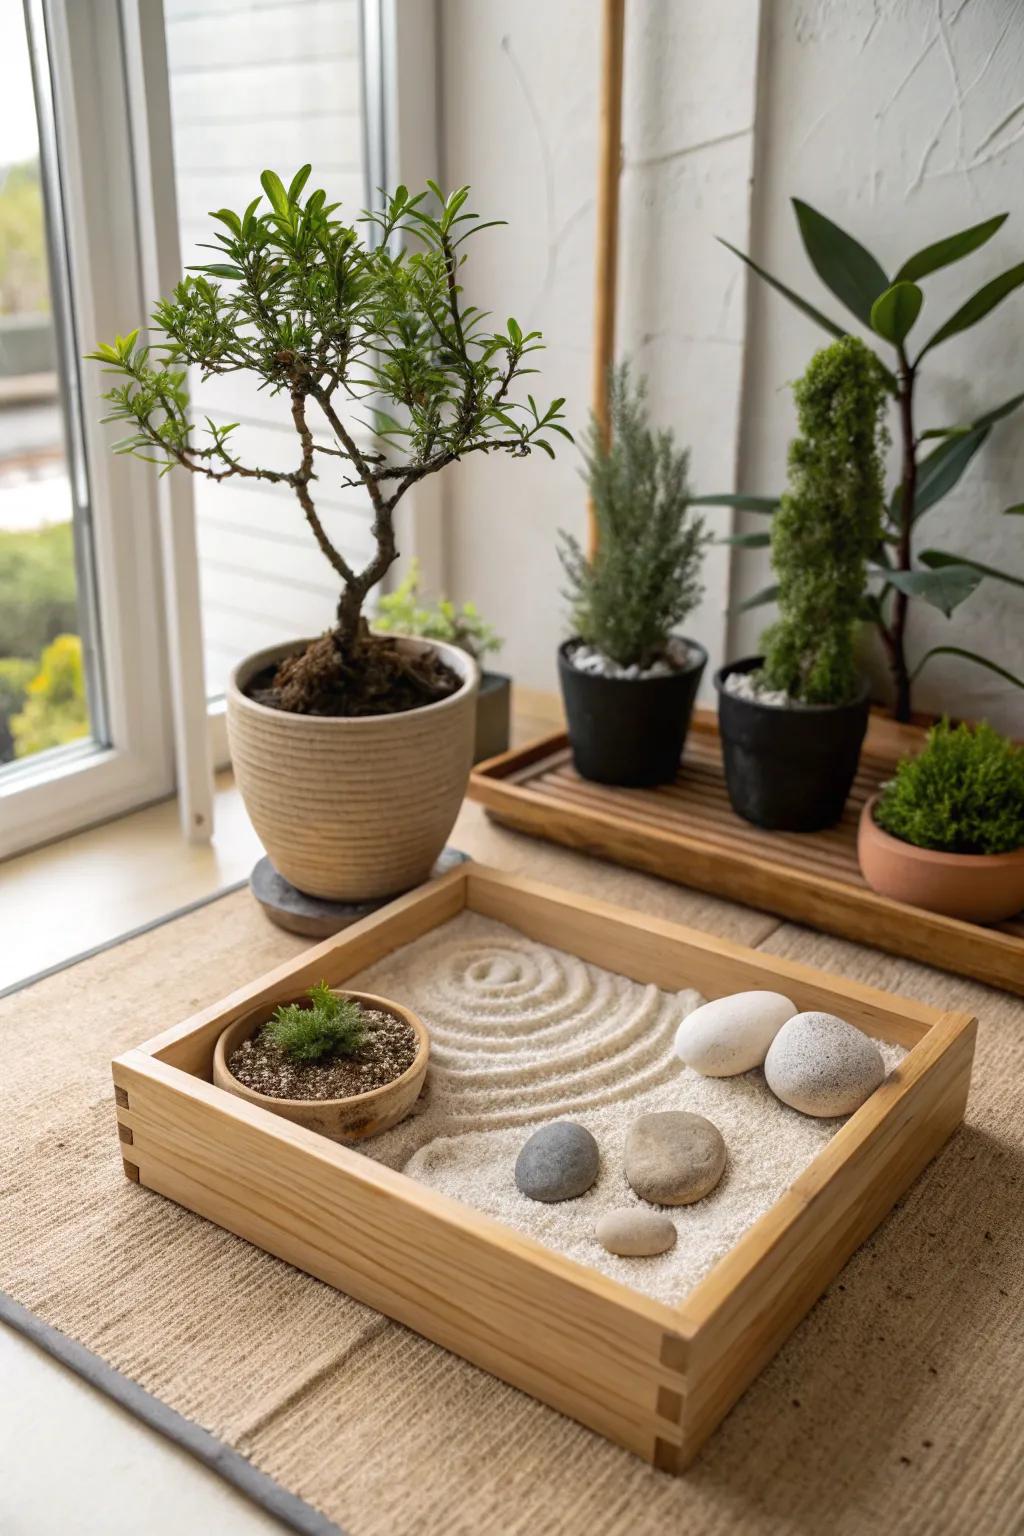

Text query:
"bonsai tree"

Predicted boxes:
[[89, 170, 568, 714], [874, 719, 1024, 855], [758, 336, 889, 704], [559, 365, 708, 670], [265, 983, 368, 1062], [374, 558, 502, 664], [701, 200, 1024, 719]]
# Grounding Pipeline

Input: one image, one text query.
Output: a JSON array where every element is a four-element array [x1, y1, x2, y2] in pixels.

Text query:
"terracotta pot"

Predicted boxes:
[[857, 796, 1024, 924], [212, 989, 429, 1142], [227, 636, 478, 901]]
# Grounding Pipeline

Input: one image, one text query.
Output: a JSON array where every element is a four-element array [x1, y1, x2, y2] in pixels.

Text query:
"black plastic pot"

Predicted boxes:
[[558, 638, 707, 787], [714, 656, 869, 831], [474, 670, 512, 763]]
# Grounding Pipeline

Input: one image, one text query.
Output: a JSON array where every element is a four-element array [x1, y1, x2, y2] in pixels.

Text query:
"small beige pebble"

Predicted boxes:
[[765, 1011, 885, 1117], [624, 1110, 727, 1205], [595, 1208, 677, 1257]]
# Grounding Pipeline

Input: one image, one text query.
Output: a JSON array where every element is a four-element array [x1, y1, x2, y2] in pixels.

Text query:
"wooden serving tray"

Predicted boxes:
[[469, 712, 1024, 996], [113, 863, 976, 1471]]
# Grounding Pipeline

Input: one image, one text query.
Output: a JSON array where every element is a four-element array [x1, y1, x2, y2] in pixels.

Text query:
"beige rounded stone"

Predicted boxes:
[[595, 1208, 677, 1257], [624, 1110, 727, 1206], [227, 636, 478, 902], [764, 1010, 885, 1118], [674, 990, 797, 1076]]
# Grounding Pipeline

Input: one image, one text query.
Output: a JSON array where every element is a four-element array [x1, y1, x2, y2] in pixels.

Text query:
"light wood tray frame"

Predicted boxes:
[[468, 712, 1024, 996], [113, 862, 976, 1472]]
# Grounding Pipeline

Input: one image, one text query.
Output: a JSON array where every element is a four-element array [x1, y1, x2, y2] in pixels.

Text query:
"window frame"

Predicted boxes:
[[0, 0, 176, 859]]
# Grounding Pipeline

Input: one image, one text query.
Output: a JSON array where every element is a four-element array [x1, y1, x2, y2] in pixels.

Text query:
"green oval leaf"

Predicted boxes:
[[286, 164, 312, 203], [917, 263, 1024, 360], [715, 531, 772, 548], [731, 582, 780, 614], [885, 564, 983, 616], [791, 199, 890, 327], [259, 169, 289, 217], [891, 425, 990, 522], [870, 281, 923, 344], [1003, 502, 1024, 516], [895, 214, 1008, 283], [920, 548, 1024, 592]]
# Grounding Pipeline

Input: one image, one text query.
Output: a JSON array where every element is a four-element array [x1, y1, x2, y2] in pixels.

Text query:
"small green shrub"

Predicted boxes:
[[11, 632, 89, 757], [559, 364, 708, 669], [375, 558, 502, 662], [759, 335, 889, 705], [264, 982, 368, 1063], [875, 719, 1024, 855]]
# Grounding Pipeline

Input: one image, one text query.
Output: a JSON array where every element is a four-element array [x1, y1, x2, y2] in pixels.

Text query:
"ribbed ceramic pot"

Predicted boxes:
[[227, 636, 479, 901]]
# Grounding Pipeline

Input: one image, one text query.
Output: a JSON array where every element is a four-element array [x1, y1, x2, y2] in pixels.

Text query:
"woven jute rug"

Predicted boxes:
[[3, 800, 1023, 1536]]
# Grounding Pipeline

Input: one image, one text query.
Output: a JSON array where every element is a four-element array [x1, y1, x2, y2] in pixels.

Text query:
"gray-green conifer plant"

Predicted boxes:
[[759, 336, 889, 705], [559, 365, 708, 670]]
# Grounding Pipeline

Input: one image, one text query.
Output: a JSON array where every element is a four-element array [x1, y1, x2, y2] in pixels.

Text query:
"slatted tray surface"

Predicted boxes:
[[470, 712, 1024, 995]]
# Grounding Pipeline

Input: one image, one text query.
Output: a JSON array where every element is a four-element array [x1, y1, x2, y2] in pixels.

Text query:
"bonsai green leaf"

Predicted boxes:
[[910, 646, 1024, 691], [894, 214, 1008, 283], [259, 169, 289, 217], [869, 281, 922, 345], [715, 530, 772, 548], [690, 493, 780, 513], [920, 547, 1024, 592], [916, 263, 1024, 360], [716, 238, 847, 339], [891, 424, 989, 521], [885, 564, 983, 616], [731, 582, 779, 613], [791, 199, 890, 327]]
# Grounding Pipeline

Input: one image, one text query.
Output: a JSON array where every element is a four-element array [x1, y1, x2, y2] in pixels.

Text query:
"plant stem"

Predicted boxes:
[[892, 351, 917, 722]]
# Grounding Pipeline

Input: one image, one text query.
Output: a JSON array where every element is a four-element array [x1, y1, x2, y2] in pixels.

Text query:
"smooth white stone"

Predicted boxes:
[[674, 990, 797, 1077], [764, 1011, 885, 1118]]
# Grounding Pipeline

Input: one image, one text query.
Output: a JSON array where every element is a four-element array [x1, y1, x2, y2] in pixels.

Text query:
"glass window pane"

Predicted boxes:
[[163, 0, 370, 701], [0, 5, 96, 768]]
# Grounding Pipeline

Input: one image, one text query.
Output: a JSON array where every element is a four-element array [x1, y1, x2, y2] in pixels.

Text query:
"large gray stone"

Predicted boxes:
[[764, 1011, 885, 1118], [624, 1111, 726, 1206], [514, 1121, 600, 1203]]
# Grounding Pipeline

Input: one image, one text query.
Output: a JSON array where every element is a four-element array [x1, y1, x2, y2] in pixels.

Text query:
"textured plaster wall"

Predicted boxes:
[[440, 0, 1024, 728], [438, 0, 758, 694], [732, 0, 1024, 731]]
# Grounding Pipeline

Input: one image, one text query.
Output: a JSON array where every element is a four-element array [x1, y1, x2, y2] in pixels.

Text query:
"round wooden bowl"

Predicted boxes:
[[858, 796, 1024, 924], [212, 990, 429, 1143]]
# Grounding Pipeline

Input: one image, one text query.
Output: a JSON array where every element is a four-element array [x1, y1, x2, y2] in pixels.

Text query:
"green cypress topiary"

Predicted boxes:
[[759, 335, 889, 705], [264, 982, 368, 1062], [558, 365, 709, 670], [874, 719, 1024, 855]]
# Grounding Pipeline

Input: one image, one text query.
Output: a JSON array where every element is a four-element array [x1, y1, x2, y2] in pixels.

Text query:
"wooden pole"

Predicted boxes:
[[589, 0, 626, 558]]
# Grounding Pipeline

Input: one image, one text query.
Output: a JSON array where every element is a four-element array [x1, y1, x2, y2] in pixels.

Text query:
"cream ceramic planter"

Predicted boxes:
[[213, 989, 429, 1142], [858, 796, 1024, 924], [227, 636, 478, 901]]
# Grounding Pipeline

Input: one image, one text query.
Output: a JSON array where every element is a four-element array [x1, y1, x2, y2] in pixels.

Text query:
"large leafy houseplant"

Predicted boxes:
[[89, 168, 568, 716], [702, 201, 1024, 721]]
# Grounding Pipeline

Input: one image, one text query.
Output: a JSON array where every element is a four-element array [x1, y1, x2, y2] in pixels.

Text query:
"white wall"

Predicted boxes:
[[732, 0, 1024, 732], [438, 0, 1024, 731], [438, 0, 759, 694]]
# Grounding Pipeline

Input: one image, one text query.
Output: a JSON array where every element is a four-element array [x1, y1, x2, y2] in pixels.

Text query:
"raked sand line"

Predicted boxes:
[[346, 913, 905, 1306]]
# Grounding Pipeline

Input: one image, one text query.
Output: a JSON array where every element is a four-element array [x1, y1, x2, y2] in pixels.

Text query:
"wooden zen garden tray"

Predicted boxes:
[[469, 711, 1024, 996], [113, 863, 976, 1471]]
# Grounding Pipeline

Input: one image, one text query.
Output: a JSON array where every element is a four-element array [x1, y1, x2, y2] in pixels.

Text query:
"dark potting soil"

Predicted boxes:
[[228, 1008, 418, 1101], [248, 631, 461, 718]]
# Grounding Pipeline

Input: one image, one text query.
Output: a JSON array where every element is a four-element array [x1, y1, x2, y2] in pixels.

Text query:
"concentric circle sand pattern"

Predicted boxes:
[[348, 913, 905, 1305]]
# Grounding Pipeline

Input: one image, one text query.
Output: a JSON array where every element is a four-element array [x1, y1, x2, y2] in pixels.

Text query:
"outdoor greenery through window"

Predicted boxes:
[[0, 6, 89, 767]]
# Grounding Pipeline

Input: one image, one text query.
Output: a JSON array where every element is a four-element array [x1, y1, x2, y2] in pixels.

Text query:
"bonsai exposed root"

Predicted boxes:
[[251, 626, 462, 717]]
